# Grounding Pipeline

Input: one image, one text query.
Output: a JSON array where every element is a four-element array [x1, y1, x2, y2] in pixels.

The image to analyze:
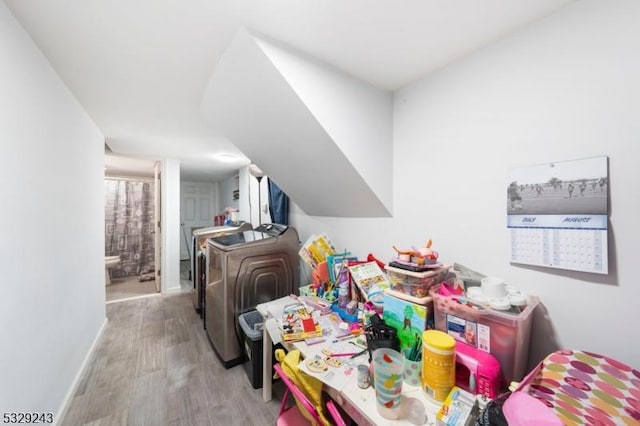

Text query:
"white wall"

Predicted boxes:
[[291, 0, 640, 369], [219, 174, 239, 211], [162, 159, 182, 293], [0, 2, 106, 416], [237, 165, 270, 227]]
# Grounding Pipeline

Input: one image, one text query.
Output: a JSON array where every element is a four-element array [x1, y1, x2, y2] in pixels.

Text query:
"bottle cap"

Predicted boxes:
[[505, 284, 520, 295], [509, 293, 527, 307], [488, 297, 512, 311], [423, 330, 455, 351], [466, 286, 482, 297], [467, 293, 488, 306]]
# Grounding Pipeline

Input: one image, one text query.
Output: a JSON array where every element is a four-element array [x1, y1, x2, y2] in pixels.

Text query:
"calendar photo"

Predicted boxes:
[[507, 156, 608, 215], [507, 156, 609, 274]]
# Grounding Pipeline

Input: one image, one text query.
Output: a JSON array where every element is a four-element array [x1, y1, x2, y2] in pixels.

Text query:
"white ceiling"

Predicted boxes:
[[104, 154, 156, 178], [5, 0, 574, 182]]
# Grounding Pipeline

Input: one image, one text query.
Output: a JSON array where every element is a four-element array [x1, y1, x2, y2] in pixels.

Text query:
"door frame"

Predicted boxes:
[[154, 161, 162, 292]]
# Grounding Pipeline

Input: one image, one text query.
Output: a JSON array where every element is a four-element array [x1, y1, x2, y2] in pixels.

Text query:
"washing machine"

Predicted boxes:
[[204, 224, 299, 368]]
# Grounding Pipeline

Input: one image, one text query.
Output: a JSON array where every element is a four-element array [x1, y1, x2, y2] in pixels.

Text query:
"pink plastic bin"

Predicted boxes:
[[429, 284, 539, 387]]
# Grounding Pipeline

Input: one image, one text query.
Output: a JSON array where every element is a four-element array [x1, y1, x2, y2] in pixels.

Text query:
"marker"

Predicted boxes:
[[328, 352, 361, 357]]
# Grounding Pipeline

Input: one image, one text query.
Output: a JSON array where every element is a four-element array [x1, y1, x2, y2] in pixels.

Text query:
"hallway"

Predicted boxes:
[[62, 294, 281, 425], [105, 276, 157, 303]]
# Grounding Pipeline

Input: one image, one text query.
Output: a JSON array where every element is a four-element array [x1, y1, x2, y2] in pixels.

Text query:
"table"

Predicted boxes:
[[256, 296, 445, 425], [256, 296, 294, 403]]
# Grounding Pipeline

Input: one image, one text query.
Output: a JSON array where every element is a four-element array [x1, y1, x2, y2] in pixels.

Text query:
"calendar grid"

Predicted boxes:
[[508, 215, 608, 274]]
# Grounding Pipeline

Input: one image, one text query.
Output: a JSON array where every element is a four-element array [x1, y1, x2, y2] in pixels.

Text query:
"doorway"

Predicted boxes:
[[104, 156, 161, 303], [179, 180, 218, 288]]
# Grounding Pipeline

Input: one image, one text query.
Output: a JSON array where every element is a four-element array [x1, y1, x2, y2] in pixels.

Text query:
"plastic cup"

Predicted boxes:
[[481, 276, 507, 298], [372, 348, 404, 420], [404, 355, 422, 386]]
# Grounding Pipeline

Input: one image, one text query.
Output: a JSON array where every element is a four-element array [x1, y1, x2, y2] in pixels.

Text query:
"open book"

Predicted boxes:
[[280, 302, 322, 342], [348, 261, 390, 302]]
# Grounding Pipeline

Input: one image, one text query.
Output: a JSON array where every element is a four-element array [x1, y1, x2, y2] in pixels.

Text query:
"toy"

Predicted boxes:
[[392, 238, 439, 266], [455, 341, 502, 399]]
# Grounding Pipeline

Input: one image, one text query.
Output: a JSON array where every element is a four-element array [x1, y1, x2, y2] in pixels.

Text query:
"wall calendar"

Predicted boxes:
[[507, 156, 609, 274]]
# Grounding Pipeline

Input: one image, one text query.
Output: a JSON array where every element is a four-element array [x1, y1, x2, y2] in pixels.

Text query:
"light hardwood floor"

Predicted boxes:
[[106, 260, 192, 303], [62, 294, 283, 425], [105, 277, 158, 303]]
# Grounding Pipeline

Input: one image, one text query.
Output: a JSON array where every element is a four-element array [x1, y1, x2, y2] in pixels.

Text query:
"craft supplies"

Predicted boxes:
[[404, 334, 423, 386], [364, 314, 400, 362], [407, 335, 423, 362], [327, 352, 361, 358], [349, 348, 368, 359]]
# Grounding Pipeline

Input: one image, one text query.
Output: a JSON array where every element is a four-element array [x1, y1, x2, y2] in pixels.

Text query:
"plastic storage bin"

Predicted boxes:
[[239, 310, 266, 389], [387, 265, 449, 298], [429, 284, 539, 388]]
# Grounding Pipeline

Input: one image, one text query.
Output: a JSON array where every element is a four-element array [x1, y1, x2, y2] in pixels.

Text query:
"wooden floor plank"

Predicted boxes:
[[106, 276, 157, 303], [60, 293, 281, 425]]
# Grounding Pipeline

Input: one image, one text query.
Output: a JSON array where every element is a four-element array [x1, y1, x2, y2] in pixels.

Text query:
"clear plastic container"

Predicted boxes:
[[405, 397, 427, 425], [386, 265, 449, 298], [429, 284, 539, 387]]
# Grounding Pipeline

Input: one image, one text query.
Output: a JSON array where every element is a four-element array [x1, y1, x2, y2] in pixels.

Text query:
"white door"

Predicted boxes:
[[180, 182, 216, 260], [154, 162, 162, 292]]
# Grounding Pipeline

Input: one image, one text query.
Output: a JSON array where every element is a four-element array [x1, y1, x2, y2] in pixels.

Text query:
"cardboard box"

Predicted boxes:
[[436, 386, 478, 426]]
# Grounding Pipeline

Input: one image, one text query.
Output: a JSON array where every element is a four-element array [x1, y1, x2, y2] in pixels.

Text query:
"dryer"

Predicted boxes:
[[205, 224, 299, 368]]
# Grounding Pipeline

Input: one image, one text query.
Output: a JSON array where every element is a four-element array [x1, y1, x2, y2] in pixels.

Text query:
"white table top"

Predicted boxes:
[[257, 296, 443, 425]]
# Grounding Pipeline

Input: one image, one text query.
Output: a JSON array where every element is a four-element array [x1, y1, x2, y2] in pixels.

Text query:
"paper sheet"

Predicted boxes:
[[265, 317, 283, 345], [266, 296, 297, 319], [297, 340, 368, 392]]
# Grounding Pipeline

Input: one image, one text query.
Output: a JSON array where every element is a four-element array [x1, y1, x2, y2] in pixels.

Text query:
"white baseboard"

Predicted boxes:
[[54, 318, 108, 426], [164, 285, 190, 295], [106, 292, 161, 304]]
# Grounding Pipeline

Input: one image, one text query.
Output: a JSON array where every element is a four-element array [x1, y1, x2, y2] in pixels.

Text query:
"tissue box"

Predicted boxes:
[[436, 387, 478, 426]]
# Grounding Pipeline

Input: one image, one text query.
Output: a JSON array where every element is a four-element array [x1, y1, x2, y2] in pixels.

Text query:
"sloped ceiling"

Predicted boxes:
[[202, 29, 393, 217], [5, 0, 576, 182]]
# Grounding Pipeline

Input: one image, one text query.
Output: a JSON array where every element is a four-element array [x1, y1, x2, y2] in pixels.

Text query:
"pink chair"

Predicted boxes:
[[273, 363, 346, 426]]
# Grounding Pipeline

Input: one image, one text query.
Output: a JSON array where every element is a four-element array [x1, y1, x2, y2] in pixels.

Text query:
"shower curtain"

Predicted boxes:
[[105, 178, 155, 279]]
